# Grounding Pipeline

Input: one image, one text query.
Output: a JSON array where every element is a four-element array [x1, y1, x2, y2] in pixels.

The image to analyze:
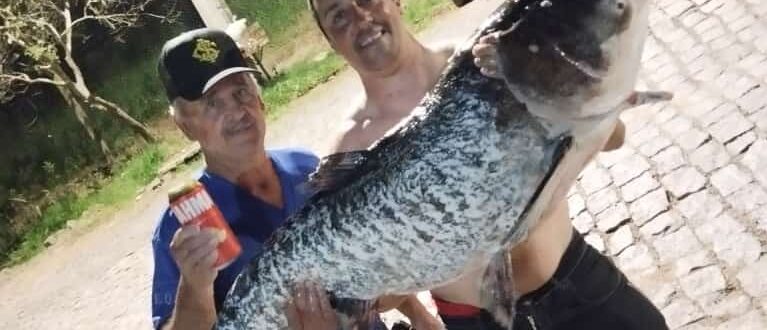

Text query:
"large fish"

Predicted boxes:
[[217, 0, 667, 328]]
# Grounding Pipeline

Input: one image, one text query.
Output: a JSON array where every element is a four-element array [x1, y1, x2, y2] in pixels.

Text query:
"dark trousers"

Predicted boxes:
[[439, 230, 669, 330]]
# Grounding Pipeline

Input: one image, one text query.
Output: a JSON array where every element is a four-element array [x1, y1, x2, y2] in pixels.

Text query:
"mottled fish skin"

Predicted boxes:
[[216, 0, 650, 328]]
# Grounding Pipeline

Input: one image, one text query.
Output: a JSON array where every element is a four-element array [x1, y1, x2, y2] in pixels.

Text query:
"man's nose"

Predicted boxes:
[[349, 2, 374, 25], [218, 98, 249, 118]]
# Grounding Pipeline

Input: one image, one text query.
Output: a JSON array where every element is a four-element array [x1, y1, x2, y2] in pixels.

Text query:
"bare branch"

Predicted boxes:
[[0, 73, 65, 86], [63, 0, 163, 39], [63, 3, 73, 54]]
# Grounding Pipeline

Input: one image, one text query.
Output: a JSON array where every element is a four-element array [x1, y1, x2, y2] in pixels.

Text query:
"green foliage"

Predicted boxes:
[[93, 55, 169, 123], [403, 0, 452, 31], [2, 144, 165, 266], [226, 0, 309, 47], [226, 0, 449, 45], [261, 53, 345, 119], [0, 20, 184, 262], [24, 44, 57, 64]]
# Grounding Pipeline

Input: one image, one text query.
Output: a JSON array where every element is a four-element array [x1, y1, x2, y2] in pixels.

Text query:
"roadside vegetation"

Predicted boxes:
[[5, 144, 165, 266]]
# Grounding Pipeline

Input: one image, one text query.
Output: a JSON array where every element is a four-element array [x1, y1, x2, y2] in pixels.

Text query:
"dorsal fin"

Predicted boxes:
[[303, 112, 425, 198], [306, 150, 376, 196]]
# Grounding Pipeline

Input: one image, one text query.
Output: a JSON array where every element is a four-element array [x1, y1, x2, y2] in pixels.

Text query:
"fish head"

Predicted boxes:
[[495, 0, 651, 121]]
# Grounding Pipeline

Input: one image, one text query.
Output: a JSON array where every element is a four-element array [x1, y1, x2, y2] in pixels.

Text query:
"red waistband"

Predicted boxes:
[[433, 297, 481, 317]]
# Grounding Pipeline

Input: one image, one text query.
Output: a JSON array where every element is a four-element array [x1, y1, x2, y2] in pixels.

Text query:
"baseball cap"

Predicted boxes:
[[158, 28, 256, 101]]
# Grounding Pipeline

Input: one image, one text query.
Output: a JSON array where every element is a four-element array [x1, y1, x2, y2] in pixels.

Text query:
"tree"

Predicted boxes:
[[0, 0, 170, 163]]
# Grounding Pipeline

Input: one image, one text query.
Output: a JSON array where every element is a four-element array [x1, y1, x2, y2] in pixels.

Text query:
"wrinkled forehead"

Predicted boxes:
[[311, 0, 345, 17], [204, 72, 259, 97]]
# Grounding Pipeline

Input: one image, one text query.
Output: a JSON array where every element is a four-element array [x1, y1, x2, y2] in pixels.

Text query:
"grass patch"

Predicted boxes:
[[261, 53, 346, 119], [403, 0, 454, 31], [226, 0, 309, 48], [2, 144, 165, 267], [94, 55, 169, 123]]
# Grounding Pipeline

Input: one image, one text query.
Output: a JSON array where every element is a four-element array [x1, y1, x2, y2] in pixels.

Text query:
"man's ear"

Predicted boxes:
[[252, 93, 266, 116], [170, 103, 198, 142], [176, 117, 197, 141]]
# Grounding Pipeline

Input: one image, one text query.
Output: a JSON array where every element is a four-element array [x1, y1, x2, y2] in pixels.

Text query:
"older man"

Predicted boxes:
[[306, 0, 667, 329], [150, 28, 379, 330]]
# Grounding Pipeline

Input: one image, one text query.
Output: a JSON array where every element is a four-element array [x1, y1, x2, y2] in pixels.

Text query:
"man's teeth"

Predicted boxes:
[[360, 30, 383, 47]]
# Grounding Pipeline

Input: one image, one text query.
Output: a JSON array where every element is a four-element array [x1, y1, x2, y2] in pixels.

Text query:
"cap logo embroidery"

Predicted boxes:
[[192, 38, 219, 64]]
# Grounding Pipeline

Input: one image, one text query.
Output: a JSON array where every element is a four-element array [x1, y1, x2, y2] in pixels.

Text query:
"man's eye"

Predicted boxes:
[[333, 11, 348, 27], [237, 88, 253, 102], [357, 0, 373, 6], [206, 98, 218, 109]]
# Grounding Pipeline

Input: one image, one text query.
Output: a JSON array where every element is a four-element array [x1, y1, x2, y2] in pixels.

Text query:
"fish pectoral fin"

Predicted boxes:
[[623, 90, 674, 108], [329, 295, 378, 330], [479, 248, 517, 330]]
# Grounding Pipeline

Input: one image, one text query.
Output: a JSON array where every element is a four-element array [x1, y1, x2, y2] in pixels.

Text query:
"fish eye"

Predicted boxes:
[[616, 1, 625, 10]]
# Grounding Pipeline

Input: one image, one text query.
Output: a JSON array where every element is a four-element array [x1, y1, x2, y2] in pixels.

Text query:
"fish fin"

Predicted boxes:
[[305, 150, 375, 196], [516, 135, 573, 239], [305, 126, 417, 198], [623, 91, 674, 108], [480, 248, 517, 330], [329, 295, 378, 330]]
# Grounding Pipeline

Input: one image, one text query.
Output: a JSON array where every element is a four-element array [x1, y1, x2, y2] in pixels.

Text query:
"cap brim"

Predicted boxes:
[[202, 67, 258, 95]]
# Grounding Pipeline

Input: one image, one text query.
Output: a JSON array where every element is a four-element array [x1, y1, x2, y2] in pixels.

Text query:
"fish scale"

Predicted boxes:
[[216, 0, 658, 328]]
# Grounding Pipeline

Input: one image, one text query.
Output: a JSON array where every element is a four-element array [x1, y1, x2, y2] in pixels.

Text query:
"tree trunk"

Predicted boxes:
[[54, 78, 114, 165], [252, 54, 272, 81], [89, 96, 156, 142], [51, 61, 157, 143]]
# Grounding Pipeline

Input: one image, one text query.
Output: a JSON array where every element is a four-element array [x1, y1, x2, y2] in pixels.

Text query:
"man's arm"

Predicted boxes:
[[162, 281, 217, 330], [396, 295, 443, 329], [159, 226, 222, 330], [375, 294, 443, 330]]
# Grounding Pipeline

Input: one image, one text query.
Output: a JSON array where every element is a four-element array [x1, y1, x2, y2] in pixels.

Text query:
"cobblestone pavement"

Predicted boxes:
[[569, 0, 767, 329]]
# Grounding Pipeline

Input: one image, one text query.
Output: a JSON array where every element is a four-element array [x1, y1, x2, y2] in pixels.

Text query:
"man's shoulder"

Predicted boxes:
[[332, 101, 372, 152], [336, 121, 375, 153], [429, 42, 457, 59], [270, 147, 319, 165], [269, 147, 318, 163], [268, 148, 320, 180]]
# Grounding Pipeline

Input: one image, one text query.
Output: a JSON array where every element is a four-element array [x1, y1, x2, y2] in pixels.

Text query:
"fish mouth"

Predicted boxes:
[[551, 44, 606, 81], [355, 25, 386, 49]]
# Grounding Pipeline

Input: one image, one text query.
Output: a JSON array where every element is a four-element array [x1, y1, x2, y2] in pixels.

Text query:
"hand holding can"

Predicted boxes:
[[169, 182, 242, 270]]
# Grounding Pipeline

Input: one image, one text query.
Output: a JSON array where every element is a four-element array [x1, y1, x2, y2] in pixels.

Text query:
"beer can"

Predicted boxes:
[[169, 182, 242, 269]]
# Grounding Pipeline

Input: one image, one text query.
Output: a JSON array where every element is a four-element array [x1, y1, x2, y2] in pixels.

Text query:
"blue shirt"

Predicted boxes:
[[151, 148, 319, 329]]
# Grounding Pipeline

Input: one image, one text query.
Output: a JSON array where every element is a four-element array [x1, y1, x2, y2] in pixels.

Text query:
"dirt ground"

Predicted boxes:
[[0, 1, 503, 329]]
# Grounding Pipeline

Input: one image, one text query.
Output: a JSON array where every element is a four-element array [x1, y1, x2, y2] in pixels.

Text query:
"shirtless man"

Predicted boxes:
[[307, 0, 668, 329]]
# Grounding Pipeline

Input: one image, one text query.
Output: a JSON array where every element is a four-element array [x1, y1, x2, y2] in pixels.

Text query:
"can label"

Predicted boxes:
[[169, 183, 242, 270]]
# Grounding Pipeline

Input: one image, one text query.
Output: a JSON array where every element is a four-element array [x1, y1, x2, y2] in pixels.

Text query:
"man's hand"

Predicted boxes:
[[162, 227, 223, 330], [379, 294, 444, 330], [169, 226, 222, 289], [286, 282, 339, 330], [472, 32, 502, 79]]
